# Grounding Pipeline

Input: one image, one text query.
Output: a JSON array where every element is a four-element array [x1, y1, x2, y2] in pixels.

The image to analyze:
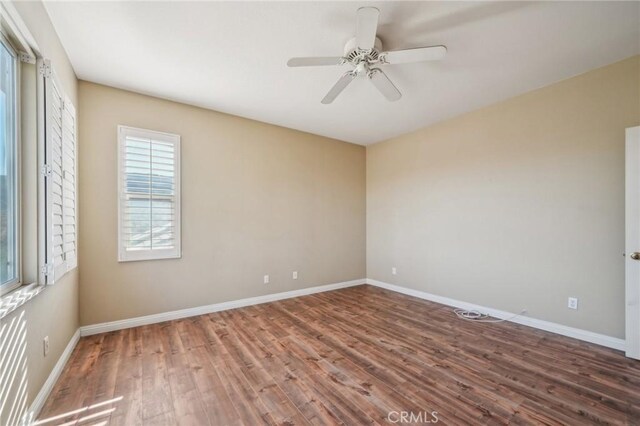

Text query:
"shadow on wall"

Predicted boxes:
[[0, 310, 28, 426]]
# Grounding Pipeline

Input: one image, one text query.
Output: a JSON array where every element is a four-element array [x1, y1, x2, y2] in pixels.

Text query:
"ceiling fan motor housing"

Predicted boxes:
[[344, 36, 383, 69]]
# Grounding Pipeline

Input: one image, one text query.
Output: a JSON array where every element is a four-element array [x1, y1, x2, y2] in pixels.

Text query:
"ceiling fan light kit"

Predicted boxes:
[[287, 7, 447, 104]]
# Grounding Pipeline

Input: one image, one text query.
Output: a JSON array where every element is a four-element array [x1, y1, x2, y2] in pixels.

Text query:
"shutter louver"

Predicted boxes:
[[118, 127, 181, 262]]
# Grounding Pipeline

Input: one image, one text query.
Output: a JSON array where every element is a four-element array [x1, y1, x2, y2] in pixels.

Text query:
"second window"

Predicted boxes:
[[118, 126, 181, 262]]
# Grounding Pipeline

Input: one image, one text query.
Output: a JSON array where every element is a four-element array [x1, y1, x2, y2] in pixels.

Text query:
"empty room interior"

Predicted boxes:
[[1, 1, 640, 425]]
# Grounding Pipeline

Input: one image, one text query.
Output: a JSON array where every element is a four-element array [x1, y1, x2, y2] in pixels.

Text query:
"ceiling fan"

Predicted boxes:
[[287, 7, 447, 104]]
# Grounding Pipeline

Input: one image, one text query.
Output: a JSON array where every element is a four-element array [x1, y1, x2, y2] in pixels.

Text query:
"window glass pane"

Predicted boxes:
[[0, 39, 18, 288], [123, 136, 176, 253]]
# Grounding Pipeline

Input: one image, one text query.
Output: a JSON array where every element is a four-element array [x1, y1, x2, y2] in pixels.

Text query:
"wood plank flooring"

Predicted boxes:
[[37, 285, 640, 425]]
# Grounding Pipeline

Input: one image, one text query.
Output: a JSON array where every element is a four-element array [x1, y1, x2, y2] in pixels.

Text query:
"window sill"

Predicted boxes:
[[0, 283, 45, 320]]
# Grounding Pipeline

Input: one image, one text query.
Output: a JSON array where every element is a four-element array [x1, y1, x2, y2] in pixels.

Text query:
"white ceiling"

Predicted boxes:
[[44, 1, 640, 145]]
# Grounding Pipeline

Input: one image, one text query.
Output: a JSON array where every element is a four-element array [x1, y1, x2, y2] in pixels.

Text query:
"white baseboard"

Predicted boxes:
[[366, 279, 626, 352], [23, 329, 80, 425], [80, 279, 366, 336]]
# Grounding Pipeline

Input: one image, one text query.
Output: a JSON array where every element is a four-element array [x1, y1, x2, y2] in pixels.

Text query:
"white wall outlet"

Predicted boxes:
[[568, 297, 578, 310], [391, 267, 397, 275], [292, 271, 298, 280], [264, 275, 270, 284], [43, 336, 49, 356]]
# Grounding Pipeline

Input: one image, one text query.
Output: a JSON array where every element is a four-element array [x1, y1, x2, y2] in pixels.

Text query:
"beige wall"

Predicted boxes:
[[78, 81, 366, 325], [367, 56, 640, 338], [1, 1, 79, 424]]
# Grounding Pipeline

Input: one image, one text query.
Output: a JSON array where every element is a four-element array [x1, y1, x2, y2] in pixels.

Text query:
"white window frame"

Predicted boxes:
[[1, 0, 42, 296], [0, 32, 21, 295], [117, 125, 181, 262]]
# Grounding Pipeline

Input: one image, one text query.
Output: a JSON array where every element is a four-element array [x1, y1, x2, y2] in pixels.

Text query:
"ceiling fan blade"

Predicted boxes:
[[382, 45, 447, 64], [287, 57, 344, 67], [321, 72, 356, 104], [368, 68, 401, 102], [355, 7, 379, 50]]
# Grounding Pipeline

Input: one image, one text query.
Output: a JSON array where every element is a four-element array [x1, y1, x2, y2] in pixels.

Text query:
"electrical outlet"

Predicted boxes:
[[43, 336, 49, 356], [292, 271, 298, 280], [568, 297, 578, 310], [391, 267, 397, 275], [264, 275, 270, 284]]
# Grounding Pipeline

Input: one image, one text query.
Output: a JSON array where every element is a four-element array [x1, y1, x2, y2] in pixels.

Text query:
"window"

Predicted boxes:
[[43, 66, 77, 283], [0, 35, 19, 294], [118, 126, 181, 262]]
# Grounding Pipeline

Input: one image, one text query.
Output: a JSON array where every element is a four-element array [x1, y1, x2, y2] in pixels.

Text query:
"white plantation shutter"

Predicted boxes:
[[118, 126, 181, 262], [44, 67, 77, 284], [62, 98, 77, 269]]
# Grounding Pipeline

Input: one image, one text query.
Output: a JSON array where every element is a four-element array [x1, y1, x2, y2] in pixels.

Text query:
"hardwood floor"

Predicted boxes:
[[37, 285, 640, 425]]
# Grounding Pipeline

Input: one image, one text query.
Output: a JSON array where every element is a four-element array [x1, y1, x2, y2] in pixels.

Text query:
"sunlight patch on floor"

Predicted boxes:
[[34, 395, 123, 426]]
